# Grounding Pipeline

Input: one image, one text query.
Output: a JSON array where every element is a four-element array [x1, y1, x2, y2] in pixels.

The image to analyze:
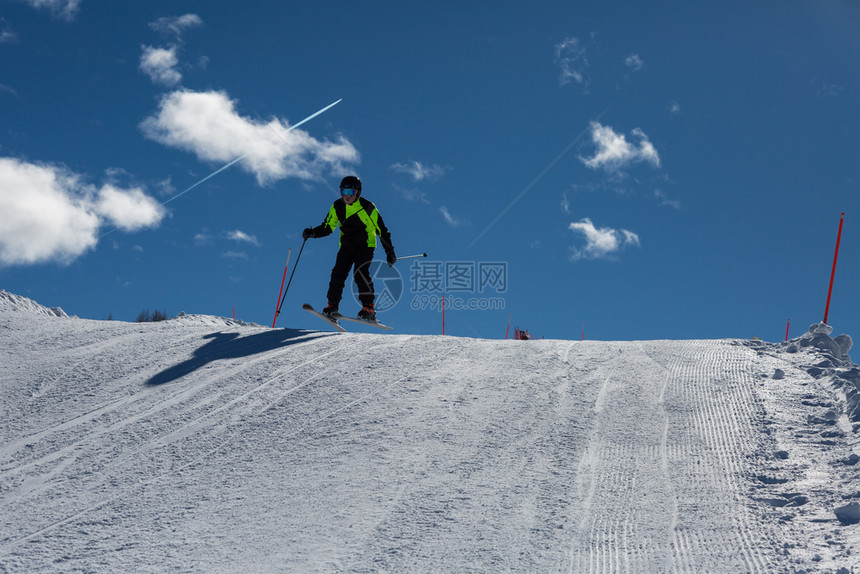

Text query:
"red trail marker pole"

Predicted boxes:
[[272, 248, 292, 328], [785, 318, 790, 342], [823, 212, 845, 325], [505, 314, 511, 340]]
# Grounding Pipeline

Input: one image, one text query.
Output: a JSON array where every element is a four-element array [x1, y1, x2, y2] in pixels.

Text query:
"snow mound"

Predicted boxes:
[[172, 311, 263, 328], [752, 323, 860, 423], [784, 322, 854, 362], [789, 324, 860, 422], [0, 290, 68, 318]]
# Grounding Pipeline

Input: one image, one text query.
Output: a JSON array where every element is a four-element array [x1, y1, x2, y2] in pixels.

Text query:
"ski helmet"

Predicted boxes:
[[340, 175, 362, 195]]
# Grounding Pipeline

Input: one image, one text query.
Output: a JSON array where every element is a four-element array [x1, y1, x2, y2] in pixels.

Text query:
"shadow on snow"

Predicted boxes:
[[146, 327, 335, 386]]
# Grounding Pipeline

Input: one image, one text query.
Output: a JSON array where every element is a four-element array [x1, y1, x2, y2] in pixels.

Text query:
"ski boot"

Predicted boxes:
[[357, 305, 376, 322], [322, 302, 339, 318]]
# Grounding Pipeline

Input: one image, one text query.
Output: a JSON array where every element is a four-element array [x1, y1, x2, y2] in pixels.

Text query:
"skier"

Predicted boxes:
[[302, 175, 396, 322]]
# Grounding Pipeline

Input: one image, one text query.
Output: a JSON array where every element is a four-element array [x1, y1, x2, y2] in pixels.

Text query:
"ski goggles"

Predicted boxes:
[[340, 187, 358, 196]]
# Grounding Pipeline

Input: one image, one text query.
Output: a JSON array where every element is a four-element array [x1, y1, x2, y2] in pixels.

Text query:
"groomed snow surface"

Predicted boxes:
[[2, 289, 860, 573]]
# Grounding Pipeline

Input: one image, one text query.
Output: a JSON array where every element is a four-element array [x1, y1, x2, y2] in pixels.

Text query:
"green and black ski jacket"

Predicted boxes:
[[311, 197, 394, 253]]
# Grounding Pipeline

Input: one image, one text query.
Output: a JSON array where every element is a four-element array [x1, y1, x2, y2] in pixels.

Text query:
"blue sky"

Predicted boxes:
[[1, 0, 858, 342]]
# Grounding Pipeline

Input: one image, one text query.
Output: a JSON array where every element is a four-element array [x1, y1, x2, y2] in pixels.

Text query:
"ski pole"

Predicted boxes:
[[274, 238, 307, 322], [395, 252, 428, 262]]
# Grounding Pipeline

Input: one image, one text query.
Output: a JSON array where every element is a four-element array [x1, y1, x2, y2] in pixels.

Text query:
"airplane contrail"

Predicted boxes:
[[162, 98, 343, 206], [100, 98, 342, 239], [468, 106, 609, 250]]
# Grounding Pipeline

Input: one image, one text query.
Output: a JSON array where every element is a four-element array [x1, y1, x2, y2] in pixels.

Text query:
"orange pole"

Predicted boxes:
[[272, 248, 292, 328]]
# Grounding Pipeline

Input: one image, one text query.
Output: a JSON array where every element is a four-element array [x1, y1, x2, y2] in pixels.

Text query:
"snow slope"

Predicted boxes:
[[2, 290, 860, 573]]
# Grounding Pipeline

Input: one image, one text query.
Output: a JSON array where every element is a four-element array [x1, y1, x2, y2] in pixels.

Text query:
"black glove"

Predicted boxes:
[[302, 227, 314, 240], [386, 250, 397, 267]]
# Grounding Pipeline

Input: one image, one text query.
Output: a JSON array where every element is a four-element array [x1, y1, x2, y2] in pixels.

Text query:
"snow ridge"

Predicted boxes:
[[0, 290, 68, 318], [745, 324, 860, 568], [173, 311, 263, 329]]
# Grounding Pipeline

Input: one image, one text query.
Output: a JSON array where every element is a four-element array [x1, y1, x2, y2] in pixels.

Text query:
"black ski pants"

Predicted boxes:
[[326, 244, 375, 308]]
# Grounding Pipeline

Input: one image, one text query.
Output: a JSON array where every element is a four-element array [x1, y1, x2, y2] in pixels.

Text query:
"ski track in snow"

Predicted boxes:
[[564, 339, 842, 574], [2, 294, 860, 572]]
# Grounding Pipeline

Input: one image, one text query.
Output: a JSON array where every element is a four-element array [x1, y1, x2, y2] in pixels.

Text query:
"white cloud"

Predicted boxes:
[[149, 14, 203, 37], [139, 45, 182, 86], [0, 159, 97, 265], [140, 15, 203, 87], [94, 184, 165, 231], [580, 122, 660, 171], [394, 183, 429, 204], [561, 192, 571, 214], [440, 206, 466, 227], [816, 82, 844, 98], [1, 19, 18, 43], [140, 90, 359, 186], [625, 54, 644, 72], [390, 161, 449, 181], [668, 100, 681, 114], [654, 189, 680, 210], [22, 0, 80, 20], [0, 158, 165, 266], [555, 37, 589, 88], [226, 230, 259, 246], [568, 217, 640, 261], [154, 175, 175, 197]]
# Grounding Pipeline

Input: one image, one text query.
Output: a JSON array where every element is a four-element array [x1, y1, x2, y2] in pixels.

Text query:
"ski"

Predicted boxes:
[[302, 303, 347, 332], [332, 312, 393, 331]]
